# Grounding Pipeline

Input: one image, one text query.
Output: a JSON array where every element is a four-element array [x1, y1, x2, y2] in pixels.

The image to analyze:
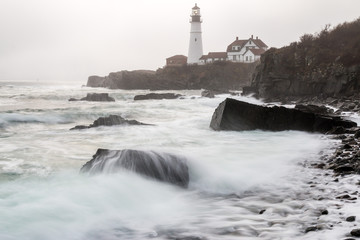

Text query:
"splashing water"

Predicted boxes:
[[0, 81, 360, 240]]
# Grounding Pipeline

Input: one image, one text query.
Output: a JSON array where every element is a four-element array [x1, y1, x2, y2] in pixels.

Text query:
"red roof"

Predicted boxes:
[[192, 4, 200, 9], [166, 55, 187, 61], [248, 48, 266, 55], [226, 39, 248, 52], [200, 52, 227, 60], [253, 39, 268, 48], [227, 37, 268, 52]]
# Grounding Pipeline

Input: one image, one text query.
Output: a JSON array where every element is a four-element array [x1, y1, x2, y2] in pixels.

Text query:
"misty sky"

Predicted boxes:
[[0, 0, 359, 82]]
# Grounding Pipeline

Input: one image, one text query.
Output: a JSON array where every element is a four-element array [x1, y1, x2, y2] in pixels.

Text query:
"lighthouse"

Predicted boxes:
[[187, 4, 203, 64]]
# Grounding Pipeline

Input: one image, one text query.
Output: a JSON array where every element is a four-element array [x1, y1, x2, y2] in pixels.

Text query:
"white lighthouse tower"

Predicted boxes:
[[187, 4, 203, 64]]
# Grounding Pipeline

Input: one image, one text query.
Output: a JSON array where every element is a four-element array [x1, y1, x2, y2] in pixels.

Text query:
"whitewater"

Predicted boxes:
[[1, 81, 360, 240]]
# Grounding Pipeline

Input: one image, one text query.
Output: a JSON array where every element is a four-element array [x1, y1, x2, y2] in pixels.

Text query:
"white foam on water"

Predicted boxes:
[[1, 83, 360, 239]]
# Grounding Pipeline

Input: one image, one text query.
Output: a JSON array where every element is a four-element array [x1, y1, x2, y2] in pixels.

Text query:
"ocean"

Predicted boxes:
[[1, 81, 360, 240]]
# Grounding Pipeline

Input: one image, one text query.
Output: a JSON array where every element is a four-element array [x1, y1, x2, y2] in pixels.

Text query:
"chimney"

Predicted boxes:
[[251, 35, 253, 39], [256, 36, 258, 40], [236, 36, 238, 40]]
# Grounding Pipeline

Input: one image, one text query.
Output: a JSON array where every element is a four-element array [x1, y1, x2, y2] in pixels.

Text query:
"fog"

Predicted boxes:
[[0, 0, 359, 83]]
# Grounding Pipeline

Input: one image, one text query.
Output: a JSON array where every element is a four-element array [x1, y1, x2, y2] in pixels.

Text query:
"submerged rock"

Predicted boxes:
[[134, 93, 182, 101], [69, 93, 115, 102], [210, 98, 356, 133], [70, 115, 151, 130], [80, 149, 189, 188]]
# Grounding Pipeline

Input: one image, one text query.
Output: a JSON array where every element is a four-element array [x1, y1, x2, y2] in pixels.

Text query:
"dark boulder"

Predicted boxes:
[[351, 229, 360, 237], [80, 149, 189, 188], [210, 98, 357, 133], [134, 93, 182, 101], [69, 93, 115, 102], [70, 115, 151, 130]]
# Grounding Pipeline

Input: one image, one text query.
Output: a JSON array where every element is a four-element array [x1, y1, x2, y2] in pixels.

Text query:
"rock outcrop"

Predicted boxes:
[[134, 93, 182, 101], [80, 149, 190, 188], [69, 93, 115, 102], [210, 98, 356, 133], [70, 115, 151, 130], [87, 62, 258, 91], [248, 18, 360, 102]]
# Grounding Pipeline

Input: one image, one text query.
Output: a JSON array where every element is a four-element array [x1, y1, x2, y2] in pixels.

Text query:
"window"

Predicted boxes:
[[195, 38, 197, 42], [233, 55, 236, 61], [249, 56, 252, 62], [246, 56, 248, 61]]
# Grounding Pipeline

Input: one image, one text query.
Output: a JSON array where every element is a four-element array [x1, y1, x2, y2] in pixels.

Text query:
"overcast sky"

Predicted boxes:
[[0, 0, 359, 82]]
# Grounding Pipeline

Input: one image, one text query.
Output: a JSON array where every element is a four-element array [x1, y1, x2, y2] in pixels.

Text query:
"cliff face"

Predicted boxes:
[[250, 18, 360, 101], [87, 62, 258, 91]]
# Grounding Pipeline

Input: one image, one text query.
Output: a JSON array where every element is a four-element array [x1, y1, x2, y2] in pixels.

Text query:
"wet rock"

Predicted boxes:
[[327, 126, 346, 135], [201, 90, 215, 98], [346, 216, 356, 222], [134, 93, 182, 101], [69, 93, 115, 102], [321, 209, 329, 215], [305, 226, 318, 233], [295, 104, 333, 115], [336, 194, 352, 199], [210, 98, 357, 133], [336, 194, 357, 200], [259, 209, 266, 214], [355, 130, 360, 139], [343, 144, 353, 150], [70, 115, 151, 130], [351, 229, 360, 237], [80, 149, 189, 188], [334, 165, 355, 174]]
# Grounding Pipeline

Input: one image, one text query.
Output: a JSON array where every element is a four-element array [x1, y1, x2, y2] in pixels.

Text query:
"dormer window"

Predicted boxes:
[[249, 40, 252, 44]]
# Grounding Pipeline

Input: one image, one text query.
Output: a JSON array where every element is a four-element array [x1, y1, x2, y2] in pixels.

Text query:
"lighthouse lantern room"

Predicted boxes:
[[187, 4, 203, 64]]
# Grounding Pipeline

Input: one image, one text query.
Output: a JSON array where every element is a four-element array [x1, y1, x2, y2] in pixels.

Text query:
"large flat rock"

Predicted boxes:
[[210, 98, 356, 133]]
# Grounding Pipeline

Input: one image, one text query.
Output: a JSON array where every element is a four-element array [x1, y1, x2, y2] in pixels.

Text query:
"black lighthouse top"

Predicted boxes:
[[190, 3, 201, 22]]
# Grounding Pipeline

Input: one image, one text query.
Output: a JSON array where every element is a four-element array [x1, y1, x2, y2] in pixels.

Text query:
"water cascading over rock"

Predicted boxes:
[[80, 149, 190, 188]]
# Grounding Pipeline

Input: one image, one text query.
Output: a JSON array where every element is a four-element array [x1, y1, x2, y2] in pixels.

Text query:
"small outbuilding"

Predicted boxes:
[[199, 52, 227, 64], [166, 55, 188, 66]]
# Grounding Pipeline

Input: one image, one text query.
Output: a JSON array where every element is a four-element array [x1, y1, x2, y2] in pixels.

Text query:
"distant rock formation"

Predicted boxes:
[[87, 62, 258, 91], [69, 93, 115, 102], [134, 93, 182, 101], [80, 149, 190, 188], [201, 90, 215, 98], [210, 98, 356, 133], [248, 18, 360, 102], [70, 115, 151, 130]]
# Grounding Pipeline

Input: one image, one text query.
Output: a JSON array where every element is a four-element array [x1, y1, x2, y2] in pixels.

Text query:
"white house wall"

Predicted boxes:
[[243, 51, 256, 63]]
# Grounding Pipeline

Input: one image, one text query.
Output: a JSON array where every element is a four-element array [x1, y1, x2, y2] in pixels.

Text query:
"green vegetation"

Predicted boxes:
[[295, 17, 360, 68]]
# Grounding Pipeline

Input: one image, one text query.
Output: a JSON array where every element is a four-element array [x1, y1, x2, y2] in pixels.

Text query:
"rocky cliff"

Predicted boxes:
[[249, 18, 360, 102], [87, 62, 258, 91]]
